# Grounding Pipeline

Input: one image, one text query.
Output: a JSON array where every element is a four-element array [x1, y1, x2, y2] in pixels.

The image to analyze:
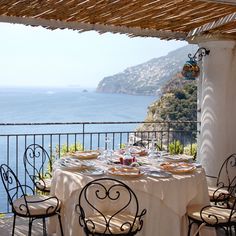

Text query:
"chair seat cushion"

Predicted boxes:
[[208, 186, 229, 201], [13, 195, 61, 216], [187, 205, 236, 225], [36, 178, 52, 192], [85, 212, 140, 234]]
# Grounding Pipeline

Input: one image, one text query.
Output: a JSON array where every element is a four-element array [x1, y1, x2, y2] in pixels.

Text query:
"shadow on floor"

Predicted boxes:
[[0, 216, 233, 236], [0, 216, 55, 236]]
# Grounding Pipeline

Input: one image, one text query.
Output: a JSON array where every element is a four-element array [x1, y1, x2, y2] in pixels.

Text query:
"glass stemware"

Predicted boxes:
[[97, 147, 106, 162], [104, 137, 114, 160], [148, 137, 158, 160]]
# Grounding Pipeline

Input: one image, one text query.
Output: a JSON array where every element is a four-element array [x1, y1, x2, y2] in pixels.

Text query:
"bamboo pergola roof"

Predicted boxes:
[[0, 0, 236, 41]]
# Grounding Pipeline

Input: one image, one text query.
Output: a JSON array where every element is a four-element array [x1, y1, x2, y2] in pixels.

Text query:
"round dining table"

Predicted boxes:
[[48, 157, 216, 236]]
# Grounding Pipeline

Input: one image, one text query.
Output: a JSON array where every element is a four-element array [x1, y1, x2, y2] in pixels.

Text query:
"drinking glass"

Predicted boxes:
[[148, 137, 158, 160], [104, 137, 113, 160], [97, 147, 106, 162]]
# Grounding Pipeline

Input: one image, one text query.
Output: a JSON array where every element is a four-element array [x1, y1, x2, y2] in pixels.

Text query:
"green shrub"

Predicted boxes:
[[55, 142, 83, 156], [169, 140, 184, 154], [184, 143, 197, 158]]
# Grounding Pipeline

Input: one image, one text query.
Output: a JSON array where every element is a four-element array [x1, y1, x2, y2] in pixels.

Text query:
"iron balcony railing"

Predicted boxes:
[[0, 120, 199, 213]]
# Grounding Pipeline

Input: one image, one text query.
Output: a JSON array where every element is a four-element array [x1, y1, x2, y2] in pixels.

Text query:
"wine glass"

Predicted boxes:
[[97, 147, 106, 162], [128, 135, 135, 146], [148, 137, 157, 160], [104, 137, 113, 160]]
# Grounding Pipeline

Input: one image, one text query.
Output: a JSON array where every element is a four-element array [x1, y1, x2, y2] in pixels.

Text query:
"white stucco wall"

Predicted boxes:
[[198, 40, 236, 185]]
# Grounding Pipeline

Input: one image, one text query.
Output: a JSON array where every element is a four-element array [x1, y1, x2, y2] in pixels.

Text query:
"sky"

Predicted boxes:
[[0, 22, 187, 88]]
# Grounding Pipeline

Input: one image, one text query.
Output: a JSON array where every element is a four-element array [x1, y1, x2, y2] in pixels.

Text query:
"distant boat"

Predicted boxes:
[[82, 89, 88, 92]]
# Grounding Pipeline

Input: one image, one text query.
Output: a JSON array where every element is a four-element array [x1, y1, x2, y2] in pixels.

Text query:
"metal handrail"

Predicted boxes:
[[0, 120, 199, 214]]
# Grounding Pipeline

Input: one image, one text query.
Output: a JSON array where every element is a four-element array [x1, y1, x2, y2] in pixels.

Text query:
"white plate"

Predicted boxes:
[[107, 167, 144, 178], [58, 163, 82, 170], [147, 170, 172, 178], [80, 168, 105, 176], [56, 158, 93, 170], [160, 162, 196, 174], [164, 155, 193, 162], [68, 151, 100, 159]]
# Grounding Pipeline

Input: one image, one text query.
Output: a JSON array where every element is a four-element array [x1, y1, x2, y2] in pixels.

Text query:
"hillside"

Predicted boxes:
[[136, 76, 197, 142], [96, 44, 198, 96]]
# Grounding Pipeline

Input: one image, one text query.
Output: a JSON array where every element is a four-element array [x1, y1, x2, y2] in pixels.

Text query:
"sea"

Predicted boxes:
[[0, 87, 156, 124], [0, 87, 156, 212]]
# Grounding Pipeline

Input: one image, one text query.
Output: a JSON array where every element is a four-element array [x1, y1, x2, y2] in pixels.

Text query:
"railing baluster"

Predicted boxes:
[[66, 134, 69, 152], [50, 134, 53, 160], [112, 133, 115, 150], [24, 135, 27, 193], [42, 134, 45, 176], [82, 123, 85, 151], [75, 134, 77, 151], [6, 135, 9, 213], [160, 131, 163, 151], [16, 135, 18, 199], [58, 134, 61, 159], [105, 133, 108, 149], [98, 133, 100, 149], [167, 122, 170, 152], [119, 132, 122, 149], [90, 133, 92, 150]]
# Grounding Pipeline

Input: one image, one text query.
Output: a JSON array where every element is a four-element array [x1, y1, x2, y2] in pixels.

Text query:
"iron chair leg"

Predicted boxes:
[[12, 214, 16, 236], [58, 212, 64, 236], [187, 219, 193, 236], [188, 220, 202, 236], [28, 218, 32, 236], [42, 218, 47, 236]]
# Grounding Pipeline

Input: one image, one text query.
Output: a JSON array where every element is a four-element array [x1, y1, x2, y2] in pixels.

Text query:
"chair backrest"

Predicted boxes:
[[0, 164, 32, 215], [133, 140, 146, 148], [133, 140, 162, 150], [76, 178, 146, 235], [23, 144, 52, 191], [217, 153, 236, 191]]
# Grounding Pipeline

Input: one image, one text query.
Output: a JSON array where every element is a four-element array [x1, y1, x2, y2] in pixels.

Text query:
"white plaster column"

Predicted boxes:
[[197, 40, 236, 185]]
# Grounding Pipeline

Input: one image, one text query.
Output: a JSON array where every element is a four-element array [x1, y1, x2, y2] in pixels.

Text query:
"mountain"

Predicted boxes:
[[136, 76, 197, 146], [96, 44, 198, 96]]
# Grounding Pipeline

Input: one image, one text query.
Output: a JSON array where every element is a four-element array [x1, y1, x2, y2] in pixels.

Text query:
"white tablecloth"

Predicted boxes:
[[48, 165, 215, 236]]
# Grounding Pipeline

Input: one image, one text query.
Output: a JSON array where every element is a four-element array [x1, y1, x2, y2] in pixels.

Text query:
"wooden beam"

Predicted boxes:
[[0, 15, 187, 40], [198, 0, 236, 6], [187, 12, 236, 37]]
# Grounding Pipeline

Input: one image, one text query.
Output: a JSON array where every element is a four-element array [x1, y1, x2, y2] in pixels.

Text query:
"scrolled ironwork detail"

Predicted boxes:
[[182, 47, 210, 80], [216, 154, 236, 195], [76, 178, 146, 235], [200, 205, 219, 225], [23, 144, 52, 193], [0, 164, 64, 236], [187, 154, 236, 236], [188, 47, 210, 62]]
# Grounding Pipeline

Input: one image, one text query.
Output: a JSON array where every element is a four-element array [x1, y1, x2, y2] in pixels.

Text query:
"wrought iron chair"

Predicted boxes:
[[0, 164, 63, 236], [208, 153, 236, 205], [23, 144, 52, 193], [187, 185, 236, 236], [133, 139, 162, 151], [75, 178, 147, 236], [133, 140, 146, 148]]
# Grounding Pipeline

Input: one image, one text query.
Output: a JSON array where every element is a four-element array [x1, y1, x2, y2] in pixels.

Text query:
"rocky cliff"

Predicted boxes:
[[96, 44, 198, 96]]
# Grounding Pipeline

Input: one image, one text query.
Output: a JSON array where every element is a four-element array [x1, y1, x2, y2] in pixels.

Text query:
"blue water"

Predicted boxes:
[[0, 87, 155, 123], [0, 87, 156, 212]]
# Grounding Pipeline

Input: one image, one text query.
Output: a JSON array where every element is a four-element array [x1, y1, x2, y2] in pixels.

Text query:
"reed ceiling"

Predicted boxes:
[[0, 0, 236, 40]]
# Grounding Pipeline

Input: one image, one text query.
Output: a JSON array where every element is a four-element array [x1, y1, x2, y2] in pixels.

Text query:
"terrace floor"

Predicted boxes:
[[0, 216, 55, 236], [0, 215, 229, 236]]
